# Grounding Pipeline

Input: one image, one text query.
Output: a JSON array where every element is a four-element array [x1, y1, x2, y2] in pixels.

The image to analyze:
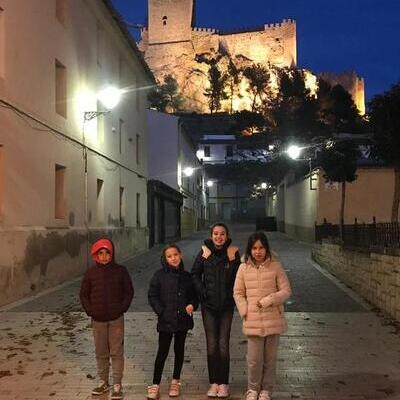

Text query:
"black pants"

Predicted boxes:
[[153, 331, 187, 384], [202, 307, 234, 384]]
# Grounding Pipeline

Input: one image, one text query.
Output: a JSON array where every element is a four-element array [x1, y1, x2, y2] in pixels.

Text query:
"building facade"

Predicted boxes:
[[147, 110, 208, 242], [0, 0, 154, 306]]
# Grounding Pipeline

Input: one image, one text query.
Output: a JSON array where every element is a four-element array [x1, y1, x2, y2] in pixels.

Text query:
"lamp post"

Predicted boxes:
[[82, 85, 122, 265], [286, 144, 317, 191]]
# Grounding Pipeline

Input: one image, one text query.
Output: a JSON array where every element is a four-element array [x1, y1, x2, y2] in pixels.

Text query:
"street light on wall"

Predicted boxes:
[[285, 144, 317, 191], [183, 167, 194, 177], [84, 85, 122, 121], [81, 85, 122, 266]]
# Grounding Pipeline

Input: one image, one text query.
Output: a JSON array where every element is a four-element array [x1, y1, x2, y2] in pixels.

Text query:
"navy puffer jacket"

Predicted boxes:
[[148, 261, 198, 333]]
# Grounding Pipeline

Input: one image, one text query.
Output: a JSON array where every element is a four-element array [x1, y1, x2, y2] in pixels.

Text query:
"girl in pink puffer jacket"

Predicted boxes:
[[233, 232, 291, 400]]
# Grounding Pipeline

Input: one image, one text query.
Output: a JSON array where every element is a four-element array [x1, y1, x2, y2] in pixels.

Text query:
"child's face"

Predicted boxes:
[[96, 248, 112, 265], [251, 240, 267, 264], [164, 247, 182, 268], [211, 226, 228, 248]]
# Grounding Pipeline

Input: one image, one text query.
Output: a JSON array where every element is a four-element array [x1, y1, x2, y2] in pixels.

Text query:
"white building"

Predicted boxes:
[[0, 0, 154, 306], [147, 110, 208, 244]]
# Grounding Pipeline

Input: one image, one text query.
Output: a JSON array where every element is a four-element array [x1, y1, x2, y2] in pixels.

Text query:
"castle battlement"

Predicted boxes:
[[192, 27, 219, 33], [264, 18, 296, 30]]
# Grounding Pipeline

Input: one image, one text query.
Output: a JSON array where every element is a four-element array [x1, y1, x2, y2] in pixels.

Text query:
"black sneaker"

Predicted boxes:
[[111, 384, 123, 399], [92, 381, 110, 395]]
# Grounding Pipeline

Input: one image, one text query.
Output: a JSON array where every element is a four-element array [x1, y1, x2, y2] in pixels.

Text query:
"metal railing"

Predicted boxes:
[[315, 218, 400, 251]]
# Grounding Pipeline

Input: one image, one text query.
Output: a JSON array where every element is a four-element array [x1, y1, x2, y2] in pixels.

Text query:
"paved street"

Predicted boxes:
[[1, 224, 400, 399]]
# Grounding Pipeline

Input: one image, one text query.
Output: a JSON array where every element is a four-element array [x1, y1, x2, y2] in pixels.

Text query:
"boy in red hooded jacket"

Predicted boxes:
[[80, 238, 134, 400]]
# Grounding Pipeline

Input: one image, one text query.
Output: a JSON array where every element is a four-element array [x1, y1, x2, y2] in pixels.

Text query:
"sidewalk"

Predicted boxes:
[[0, 225, 399, 399]]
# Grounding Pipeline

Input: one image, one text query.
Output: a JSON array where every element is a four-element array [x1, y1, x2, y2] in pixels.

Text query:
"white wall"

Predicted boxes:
[[0, 0, 152, 306]]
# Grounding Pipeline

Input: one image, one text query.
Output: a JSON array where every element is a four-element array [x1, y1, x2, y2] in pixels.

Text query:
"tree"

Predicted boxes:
[[243, 64, 271, 112], [318, 80, 364, 134], [272, 68, 321, 141], [204, 62, 228, 114], [369, 82, 400, 221], [318, 141, 361, 240], [227, 59, 241, 114], [147, 75, 185, 112]]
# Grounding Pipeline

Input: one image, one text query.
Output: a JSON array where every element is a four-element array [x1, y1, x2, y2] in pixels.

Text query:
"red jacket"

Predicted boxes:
[[80, 239, 134, 321]]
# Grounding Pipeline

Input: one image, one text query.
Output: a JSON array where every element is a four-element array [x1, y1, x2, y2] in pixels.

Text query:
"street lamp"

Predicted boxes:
[[285, 144, 317, 191], [84, 85, 122, 121], [183, 167, 194, 177], [206, 180, 214, 187]]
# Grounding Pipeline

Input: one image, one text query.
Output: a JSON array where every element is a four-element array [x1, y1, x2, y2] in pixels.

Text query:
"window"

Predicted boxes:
[[55, 164, 66, 219], [119, 187, 125, 225], [119, 119, 124, 154], [162, 16, 168, 26], [136, 193, 141, 227], [136, 134, 140, 165], [96, 179, 104, 224], [55, 59, 67, 118], [0, 7, 4, 78], [204, 146, 210, 157], [55, 0, 66, 24], [226, 145, 233, 157]]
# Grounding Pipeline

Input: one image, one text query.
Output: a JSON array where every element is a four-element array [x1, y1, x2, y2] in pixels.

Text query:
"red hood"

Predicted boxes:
[[91, 239, 114, 262]]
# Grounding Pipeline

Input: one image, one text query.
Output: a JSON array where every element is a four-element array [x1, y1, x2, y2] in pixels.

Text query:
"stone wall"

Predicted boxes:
[[0, 227, 148, 307], [312, 242, 400, 321]]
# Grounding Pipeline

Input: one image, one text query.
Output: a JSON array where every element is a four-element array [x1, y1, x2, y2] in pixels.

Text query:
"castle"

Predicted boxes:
[[139, 0, 364, 114]]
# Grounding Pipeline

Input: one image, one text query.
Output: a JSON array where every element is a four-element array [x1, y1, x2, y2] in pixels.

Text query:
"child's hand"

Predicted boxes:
[[227, 246, 239, 261], [186, 304, 194, 316]]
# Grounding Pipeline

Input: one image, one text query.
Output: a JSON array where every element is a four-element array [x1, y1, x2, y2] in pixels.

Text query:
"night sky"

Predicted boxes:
[[112, 0, 400, 104]]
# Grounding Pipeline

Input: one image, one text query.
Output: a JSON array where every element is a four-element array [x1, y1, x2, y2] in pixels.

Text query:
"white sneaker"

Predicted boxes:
[[246, 389, 258, 400], [258, 390, 271, 400], [207, 383, 219, 397], [217, 384, 229, 398], [147, 384, 160, 399]]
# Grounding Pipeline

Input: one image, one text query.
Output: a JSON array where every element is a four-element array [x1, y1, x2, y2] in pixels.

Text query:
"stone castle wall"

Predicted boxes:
[[141, 0, 364, 114]]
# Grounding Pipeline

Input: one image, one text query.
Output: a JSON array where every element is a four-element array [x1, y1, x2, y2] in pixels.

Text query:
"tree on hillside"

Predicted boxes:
[[243, 64, 271, 112], [318, 80, 364, 134], [272, 68, 321, 141], [148, 75, 185, 112], [369, 82, 400, 222], [204, 62, 228, 114], [318, 141, 361, 240], [227, 59, 242, 114]]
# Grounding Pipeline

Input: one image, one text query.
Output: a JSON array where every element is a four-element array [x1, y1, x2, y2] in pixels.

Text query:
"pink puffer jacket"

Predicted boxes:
[[233, 257, 291, 337]]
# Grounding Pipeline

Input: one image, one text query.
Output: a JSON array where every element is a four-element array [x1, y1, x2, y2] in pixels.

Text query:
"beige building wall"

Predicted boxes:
[[317, 167, 395, 224], [0, 0, 152, 306], [283, 173, 319, 242]]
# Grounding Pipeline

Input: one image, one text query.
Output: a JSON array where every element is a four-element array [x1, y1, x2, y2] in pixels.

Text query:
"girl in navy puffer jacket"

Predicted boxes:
[[147, 244, 198, 399]]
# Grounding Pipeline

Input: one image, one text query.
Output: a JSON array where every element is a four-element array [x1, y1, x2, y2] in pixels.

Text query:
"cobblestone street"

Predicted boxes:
[[1, 225, 399, 399]]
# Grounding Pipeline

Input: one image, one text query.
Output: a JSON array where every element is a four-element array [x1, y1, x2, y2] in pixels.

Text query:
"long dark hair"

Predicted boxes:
[[210, 222, 230, 237], [245, 231, 271, 262]]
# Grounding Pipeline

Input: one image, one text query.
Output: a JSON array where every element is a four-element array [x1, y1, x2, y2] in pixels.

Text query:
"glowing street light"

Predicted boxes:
[[206, 180, 214, 187], [286, 145, 302, 160], [261, 182, 267, 189], [183, 167, 194, 177], [97, 86, 122, 110]]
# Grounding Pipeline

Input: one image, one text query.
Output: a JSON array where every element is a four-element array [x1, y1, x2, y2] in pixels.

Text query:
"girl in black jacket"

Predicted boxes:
[[147, 244, 198, 399], [191, 223, 241, 398]]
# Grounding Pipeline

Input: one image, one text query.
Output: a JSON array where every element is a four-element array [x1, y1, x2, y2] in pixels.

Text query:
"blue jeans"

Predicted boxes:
[[201, 307, 234, 384]]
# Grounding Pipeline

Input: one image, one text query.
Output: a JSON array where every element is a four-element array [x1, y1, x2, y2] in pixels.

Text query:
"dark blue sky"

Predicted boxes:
[[112, 0, 400, 102]]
